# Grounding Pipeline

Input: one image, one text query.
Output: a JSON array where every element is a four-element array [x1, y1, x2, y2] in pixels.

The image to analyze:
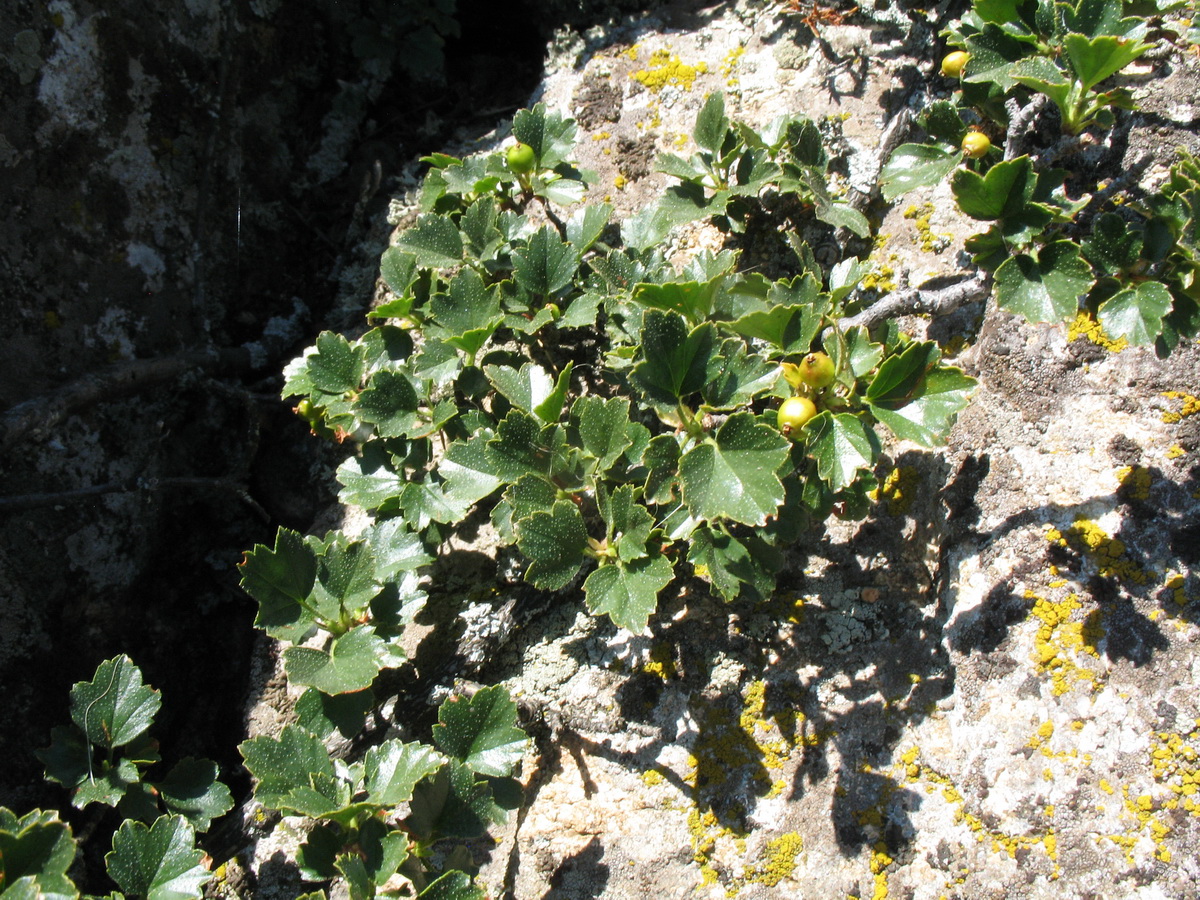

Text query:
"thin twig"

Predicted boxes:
[[0, 349, 250, 450], [0, 475, 270, 519], [840, 271, 991, 330], [1004, 94, 1048, 161]]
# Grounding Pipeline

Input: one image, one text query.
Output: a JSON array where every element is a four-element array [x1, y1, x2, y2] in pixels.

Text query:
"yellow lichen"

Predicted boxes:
[[902, 202, 951, 253], [1068, 310, 1128, 352], [1115, 465, 1153, 501], [1166, 444, 1186, 459], [1025, 586, 1103, 696], [746, 832, 803, 887], [1046, 520, 1149, 586], [643, 641, 677, 681], [871, 466, 919, 516], [631, 49, 709, 92], [1161, 391, 1200, 423], [642, 769, 665, 786]]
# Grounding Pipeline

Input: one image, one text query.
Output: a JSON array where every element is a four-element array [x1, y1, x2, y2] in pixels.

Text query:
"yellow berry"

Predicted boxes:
[[962, 132, 991, 159], [941, 51, 969, 78]]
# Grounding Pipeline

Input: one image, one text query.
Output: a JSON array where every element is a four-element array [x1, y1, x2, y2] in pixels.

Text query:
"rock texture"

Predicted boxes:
[[424, 4, 1199, 898]]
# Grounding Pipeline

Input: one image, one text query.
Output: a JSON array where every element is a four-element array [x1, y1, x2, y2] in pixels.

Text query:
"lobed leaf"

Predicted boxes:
[[994, 240, 1094, 323], [1097, 280, 1172, 345], [105, 816, 210, 900], [69, 656, 161, 752], [284, 627, 393, 696], [583, 552, 674, 633], [802, 411, 880, 493], [364, 740, 445, 806], [515, 500, 587, 590], [432, 686, 527, 777], [154, 759, 232, 833], [679, 412, 790, 526]]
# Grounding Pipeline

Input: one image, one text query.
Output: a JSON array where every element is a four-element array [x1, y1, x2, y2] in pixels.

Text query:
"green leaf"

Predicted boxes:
[[364, 740, 445, 806], [632, 280, 721, 324], [868, 365, 977, 446], [566, 203, 613, 252], [835, 326, 884, 379], [309, 332, 366, 394], [1011, 55, 1074, 117], [994, 240, 1094, 323], [284, 627, 391, 696], [105, 816, 210, 900], [597, 484, 654, 562], [154, 759, 232, 833], [74, 758, 140, 809], [295, 688, 373, 742], [642, 434, 681, 504], [439, 433, 504, 509], [337, 455, 406, 512], [1064, 32, 1150, 93], [516, 500, 587, 590], [395, 214, 463, 269], [631, 311, 717, 411], [485, 362, 573, 424], [433, 686, 527, 777], [1082, 212, 1142, 272], [879, 143, 960, 201], [431, 268, 502, 357], [365, 519, 433, 581], [239, 529, 318, 642], [813, 200, 871, 238], [694, 92, 729, 154], [1097, 280, 1172, 345], [512, 103, 577, 169], [355, 370, 421, 438], [701, 340, 779, 410], [69, 656, 160, 751], [380, 248, 418, 297], [951, 156, 1036, 221], [459, 197, 504, 261], [512, 226, 580, 296], [583, 552, 674, 633], [239, 725, 346, 818], [399, 480, 472, 530], [486, 410, 549, 482], [688, 525, 781, 604], [314, 538, 380, 618], [570, 396, 633, 473], [0, 808, 77, 900], [418, 870, 486, 900], [679, 412, 790, 526], [963, 24, 1027, 90], [493, 474, 558, 542], [801, 411, 881, 493]]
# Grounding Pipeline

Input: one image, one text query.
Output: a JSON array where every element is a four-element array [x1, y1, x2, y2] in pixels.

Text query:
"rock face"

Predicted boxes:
[[428, 4, 1197, 898], [7, 1, 1200, 898]]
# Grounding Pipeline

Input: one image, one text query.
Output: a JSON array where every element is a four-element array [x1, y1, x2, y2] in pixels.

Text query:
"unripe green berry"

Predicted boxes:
[[777, 396, 817, 439], [506, 142, 536, 174], [962, 132, 991, 159], [798, 351, 836, 389], [941, 50, 969, 78]]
